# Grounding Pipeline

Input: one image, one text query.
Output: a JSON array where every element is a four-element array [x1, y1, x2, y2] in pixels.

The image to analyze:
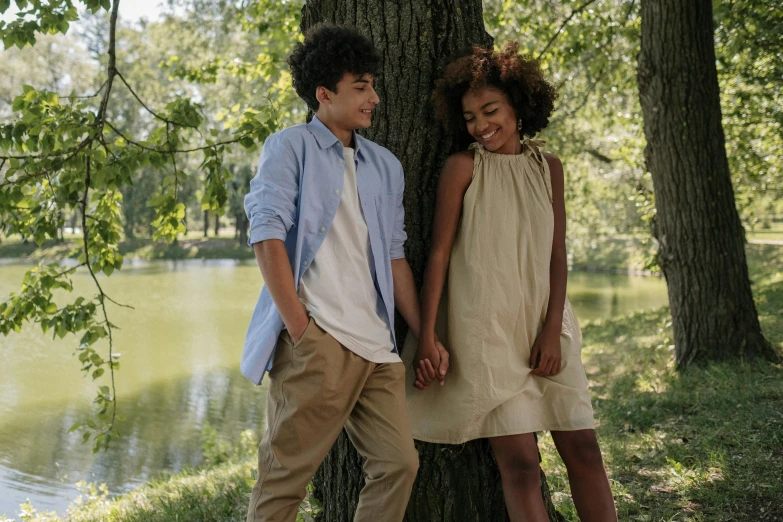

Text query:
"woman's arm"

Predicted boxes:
[[531, 152, 567, 376], [392, 258, 421, 338], [415, 151, 474, 389]]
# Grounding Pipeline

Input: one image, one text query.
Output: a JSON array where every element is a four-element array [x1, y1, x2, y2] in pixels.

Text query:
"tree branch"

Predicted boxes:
[[0, 135, 99, 188], [66, 79, 109, 100], [166, 123, 179, 197], [104, 120, 251, 153], [77, 0, 122, 441], [536, 0, 599, 61], [104, 294, 134, 309], [116, 72, 199, 129]]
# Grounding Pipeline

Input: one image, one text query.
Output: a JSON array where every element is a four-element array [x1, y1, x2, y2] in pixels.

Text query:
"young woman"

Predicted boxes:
[[403, 43, 617, 521]]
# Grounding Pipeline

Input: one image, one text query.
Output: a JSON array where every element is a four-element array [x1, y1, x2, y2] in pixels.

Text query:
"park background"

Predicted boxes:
[[0, 0, 781, 521]]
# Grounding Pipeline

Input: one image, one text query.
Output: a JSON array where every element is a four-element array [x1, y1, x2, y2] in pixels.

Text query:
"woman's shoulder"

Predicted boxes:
[[437, 150, 475, 190], [443, 150, 475, 173]]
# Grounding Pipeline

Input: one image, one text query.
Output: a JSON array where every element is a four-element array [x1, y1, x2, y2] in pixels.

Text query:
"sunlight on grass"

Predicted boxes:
[[540, 278, 783, 521]]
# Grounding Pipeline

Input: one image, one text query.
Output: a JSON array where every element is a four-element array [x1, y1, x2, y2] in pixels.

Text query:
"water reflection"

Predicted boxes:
[[567, 271, 669, 322], [0, 367, 267, 515], [0, 261, 268, 516]]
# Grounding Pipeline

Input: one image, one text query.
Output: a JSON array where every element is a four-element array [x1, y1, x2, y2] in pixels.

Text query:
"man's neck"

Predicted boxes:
[[315, 113, 354, 148]]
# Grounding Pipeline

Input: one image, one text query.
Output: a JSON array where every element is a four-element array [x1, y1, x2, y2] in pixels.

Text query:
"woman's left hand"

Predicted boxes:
[[530, 328, 562, 377]]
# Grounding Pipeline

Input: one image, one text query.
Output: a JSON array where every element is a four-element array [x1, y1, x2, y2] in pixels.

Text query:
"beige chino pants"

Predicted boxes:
[[246, 317, 419, 522]]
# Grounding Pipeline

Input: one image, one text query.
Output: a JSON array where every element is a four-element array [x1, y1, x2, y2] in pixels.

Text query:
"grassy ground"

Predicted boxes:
[[0, 235, 255, 262], [540, 278, 783, 521], [747, 221, 783, 242], [541, 243, 783, 521]]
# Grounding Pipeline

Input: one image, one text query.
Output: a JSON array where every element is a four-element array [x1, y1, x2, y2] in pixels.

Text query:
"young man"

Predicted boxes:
[[242, 24, 442, 522]]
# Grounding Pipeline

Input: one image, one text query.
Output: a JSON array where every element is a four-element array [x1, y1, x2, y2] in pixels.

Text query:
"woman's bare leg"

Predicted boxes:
[[550, 429, 617, 522], [489, 433, 551, 522]]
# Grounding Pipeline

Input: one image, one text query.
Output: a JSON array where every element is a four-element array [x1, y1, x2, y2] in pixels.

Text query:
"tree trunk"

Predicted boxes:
[[214, 212, 220, 237], [203, 210, 209, 237], [637, 0, 778, 368], [302, 2, 563, 520], [238, 213, 248, 246], [57, 209, 65, 243]]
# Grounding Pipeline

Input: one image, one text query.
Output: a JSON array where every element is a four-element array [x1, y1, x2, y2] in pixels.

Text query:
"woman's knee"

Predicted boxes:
[[495, 451, 541, 485], [554, 430, 605, 471]]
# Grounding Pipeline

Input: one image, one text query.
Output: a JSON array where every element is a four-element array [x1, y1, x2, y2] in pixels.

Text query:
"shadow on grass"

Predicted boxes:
[[545, 280, 783, 521]]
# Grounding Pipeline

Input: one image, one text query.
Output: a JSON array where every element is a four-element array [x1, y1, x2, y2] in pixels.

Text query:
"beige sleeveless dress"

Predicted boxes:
[[402, 140, 594, 444]]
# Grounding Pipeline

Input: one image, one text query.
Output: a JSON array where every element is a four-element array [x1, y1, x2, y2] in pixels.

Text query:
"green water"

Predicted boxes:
[[0, 261, 668, 516]]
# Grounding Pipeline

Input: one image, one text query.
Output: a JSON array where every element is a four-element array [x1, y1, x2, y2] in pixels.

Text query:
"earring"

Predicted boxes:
[[517, 119, 523, 132]]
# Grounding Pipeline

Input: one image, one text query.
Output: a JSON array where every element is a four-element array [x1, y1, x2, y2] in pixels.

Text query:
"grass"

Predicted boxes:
[[64, 462, 251, 522], [0, 433, 323, 522], [747, 221, 783, 242], [539, 275, 783, 520], [0, 462, 251, 522], [0, 235, 255, 262]]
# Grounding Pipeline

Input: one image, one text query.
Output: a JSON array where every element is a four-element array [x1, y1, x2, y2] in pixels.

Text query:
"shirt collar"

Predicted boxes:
[[307, 114, 366, 160]]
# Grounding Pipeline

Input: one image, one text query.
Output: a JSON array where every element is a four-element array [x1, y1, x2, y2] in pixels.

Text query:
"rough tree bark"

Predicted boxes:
[[237, 212, 249, 246], [637, 0, 778, 368], [301, 1, 563, 520]]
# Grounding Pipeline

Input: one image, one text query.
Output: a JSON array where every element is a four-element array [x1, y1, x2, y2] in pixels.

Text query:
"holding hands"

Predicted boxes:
[[413, 333, 450, 390]]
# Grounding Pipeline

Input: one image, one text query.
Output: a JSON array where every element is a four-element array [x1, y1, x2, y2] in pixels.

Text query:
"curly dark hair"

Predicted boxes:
[[287, 24, 381, 112], [432, 42, 557, 141]]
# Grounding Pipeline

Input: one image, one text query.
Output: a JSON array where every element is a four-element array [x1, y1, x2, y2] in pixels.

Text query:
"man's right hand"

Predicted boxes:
[[414, 335, 449, 390], [288, 315, 310, 344]]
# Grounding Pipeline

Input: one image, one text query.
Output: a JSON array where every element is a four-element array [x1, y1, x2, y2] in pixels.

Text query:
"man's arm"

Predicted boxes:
[[391, 258, 420, 339], [254, 240, 309, 343], [388, 161, 450, 385], [245, 132, 307, 341]]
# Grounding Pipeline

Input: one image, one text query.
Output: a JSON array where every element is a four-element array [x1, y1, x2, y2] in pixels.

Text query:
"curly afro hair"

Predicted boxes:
[[287, 24, 381, 112], [432, 42, 557, 141]]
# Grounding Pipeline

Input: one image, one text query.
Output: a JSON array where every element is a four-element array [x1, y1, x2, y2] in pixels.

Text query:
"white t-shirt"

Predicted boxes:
[[298, 147, 400, 364]]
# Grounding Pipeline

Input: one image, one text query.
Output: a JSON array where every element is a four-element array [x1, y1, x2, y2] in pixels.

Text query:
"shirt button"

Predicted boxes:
[[320, 227, 326, 232], [302, 260, 308, 267], [334, 189, 340, 195], [338, 159, 344, 165]]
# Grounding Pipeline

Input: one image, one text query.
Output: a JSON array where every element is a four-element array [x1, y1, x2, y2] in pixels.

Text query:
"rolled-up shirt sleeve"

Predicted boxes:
[[390, 163, 407, 260], [245, 132, 299, 246]]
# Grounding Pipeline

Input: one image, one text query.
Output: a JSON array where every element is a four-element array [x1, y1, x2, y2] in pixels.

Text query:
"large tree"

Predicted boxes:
[[299, 1, 562, 520], [637, 0, 779, 367]]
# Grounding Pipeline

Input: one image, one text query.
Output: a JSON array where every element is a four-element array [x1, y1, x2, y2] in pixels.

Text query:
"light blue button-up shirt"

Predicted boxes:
[[240, 115, 407, 385]]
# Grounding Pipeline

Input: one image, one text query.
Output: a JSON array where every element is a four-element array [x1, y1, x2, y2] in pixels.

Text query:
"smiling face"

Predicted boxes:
[[461, 87, 521, 155], [316, 72, 380, 139]]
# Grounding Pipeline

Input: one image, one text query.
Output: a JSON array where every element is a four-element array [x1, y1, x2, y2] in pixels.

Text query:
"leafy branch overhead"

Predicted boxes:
[[0, 0, 282, 451]]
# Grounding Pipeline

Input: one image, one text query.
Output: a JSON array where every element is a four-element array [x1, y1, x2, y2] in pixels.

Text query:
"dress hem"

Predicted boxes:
[[410, 420, 596, 445]]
